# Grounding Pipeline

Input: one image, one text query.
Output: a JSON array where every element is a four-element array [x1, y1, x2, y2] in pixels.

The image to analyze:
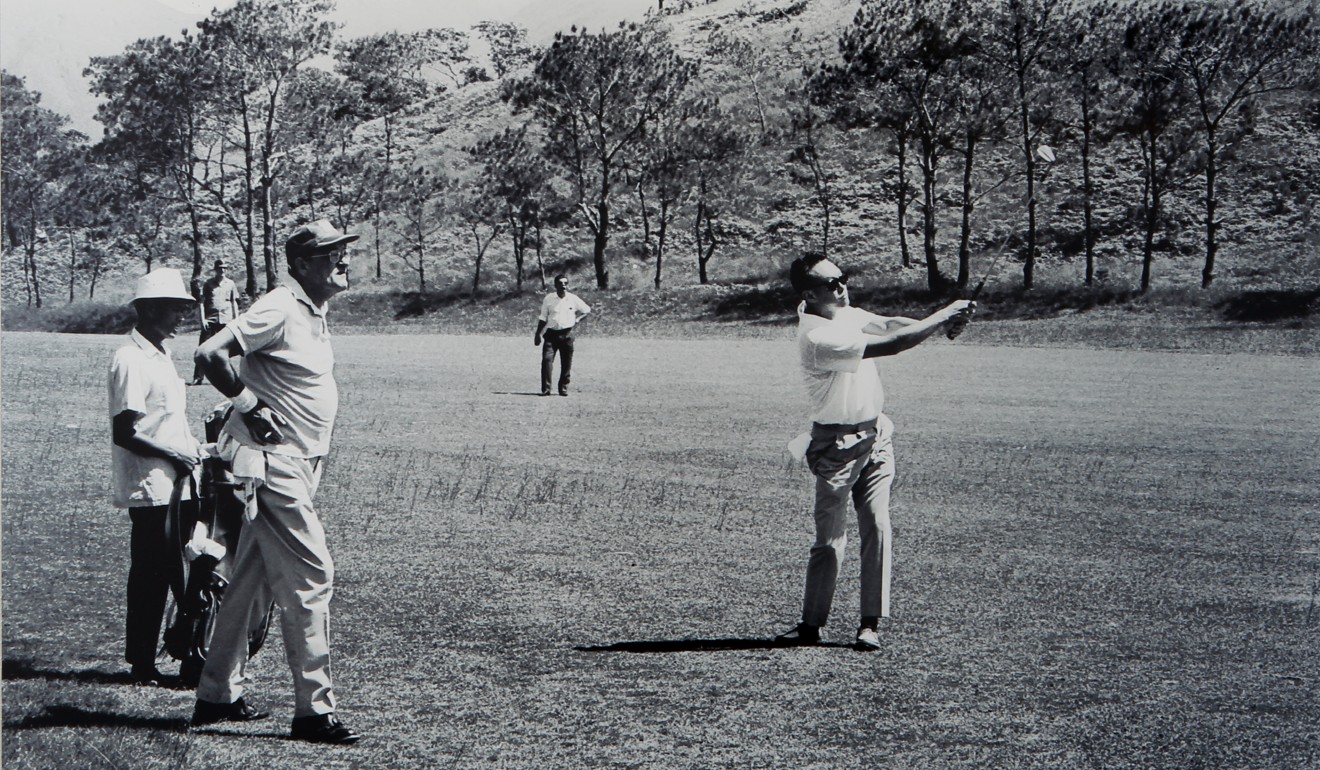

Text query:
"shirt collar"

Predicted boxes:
[[285, 279, 327, 318], [130, 327, 170, 359]]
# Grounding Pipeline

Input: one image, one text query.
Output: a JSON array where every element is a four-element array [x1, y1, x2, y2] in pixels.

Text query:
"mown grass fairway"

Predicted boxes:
[[3, 330, 1318, 769]]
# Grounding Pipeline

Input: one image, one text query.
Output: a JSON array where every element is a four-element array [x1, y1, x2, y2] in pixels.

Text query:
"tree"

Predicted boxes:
[[469, 126, 554, 292], [2, 72, 85, 308], [704, 28, 773, 140], [788, 67, 837, 257], [979, 0, 1063, 289], [686, 110, 745, 285], [199, 0, 339, 294], [86, 32, 219, 291], [814, 45, 920, 268], [947, 41, 1014, 289], [1170, 0, 1315, 288], [828, 0, 977, 292], [385, 165, 446, 291], [1108, 0, 1198, 293], [474, 21, 536, 79], [281, 68, 372, 230], [454, 183, 505, 297], [505, 22, 698, 289], [338, 29, 456, 277], [1056, 0, 1122, 287]]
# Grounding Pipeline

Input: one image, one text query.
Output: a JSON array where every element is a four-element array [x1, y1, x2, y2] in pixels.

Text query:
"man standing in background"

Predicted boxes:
[[534, 274, 591, 396], [191, 259, 240, 385]]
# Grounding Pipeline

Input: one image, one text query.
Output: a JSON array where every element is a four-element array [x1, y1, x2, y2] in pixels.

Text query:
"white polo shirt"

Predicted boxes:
[[797, 303, 890, 428], [223, 281, 338, 458], [539, 291, 590, 331], [108, 329, 197, 508]]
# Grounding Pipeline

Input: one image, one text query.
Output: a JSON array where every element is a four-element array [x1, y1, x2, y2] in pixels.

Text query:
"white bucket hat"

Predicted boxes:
[[133, 268, 195, 303]]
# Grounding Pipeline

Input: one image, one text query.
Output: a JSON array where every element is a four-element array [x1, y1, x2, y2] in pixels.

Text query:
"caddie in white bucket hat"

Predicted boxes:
[[108, 267, 202, 685]]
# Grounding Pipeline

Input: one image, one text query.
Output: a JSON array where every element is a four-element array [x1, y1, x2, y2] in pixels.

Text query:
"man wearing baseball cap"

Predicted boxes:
[[192, 220, 362, 744], [108, 268, 203, 685], [191, 258, 241, 385], [775, 253, 974, 650]]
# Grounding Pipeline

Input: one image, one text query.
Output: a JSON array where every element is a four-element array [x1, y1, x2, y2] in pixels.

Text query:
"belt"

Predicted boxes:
[[811, 417, 879, 435]]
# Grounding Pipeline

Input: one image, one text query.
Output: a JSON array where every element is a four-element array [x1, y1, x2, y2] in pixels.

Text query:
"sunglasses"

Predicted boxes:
[[810, 273, 849, 292]]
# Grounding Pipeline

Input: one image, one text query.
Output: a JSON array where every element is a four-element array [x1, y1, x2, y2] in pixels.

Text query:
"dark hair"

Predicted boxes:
[[789, 251, 829, 295], [554, 274, 568, 283]]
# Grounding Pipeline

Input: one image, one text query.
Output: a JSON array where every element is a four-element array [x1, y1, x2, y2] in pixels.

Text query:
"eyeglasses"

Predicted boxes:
[[810, 273, 849, 293]]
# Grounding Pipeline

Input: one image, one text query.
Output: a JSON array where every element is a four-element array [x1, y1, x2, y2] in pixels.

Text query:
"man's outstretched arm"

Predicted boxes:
[[861, 300, 975, 358]]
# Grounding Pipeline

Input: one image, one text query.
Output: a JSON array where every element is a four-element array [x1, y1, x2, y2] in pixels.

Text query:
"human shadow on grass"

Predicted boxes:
[[2, 657, 191, 689], [6, 704, 187, 732], [492, 391, 550, 397], [575, 638, 855, 653]]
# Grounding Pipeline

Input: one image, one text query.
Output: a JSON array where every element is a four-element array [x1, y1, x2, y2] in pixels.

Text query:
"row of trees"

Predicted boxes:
[[3, 0, 1318, 309], [813, 0, 1317, 292]]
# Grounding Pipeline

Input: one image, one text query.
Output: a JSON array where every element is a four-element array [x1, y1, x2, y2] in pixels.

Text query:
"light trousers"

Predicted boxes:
[[801, 431, 895, 627], [196, 453, 336, 717]]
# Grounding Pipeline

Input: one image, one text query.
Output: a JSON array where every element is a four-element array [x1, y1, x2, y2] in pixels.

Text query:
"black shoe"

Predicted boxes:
[[192, 697, 271, 726], [558, 390, 569, 397], [291, 714, 362, 745], [130, 665, 166, 686], [541, 390, 552, 396], [773, 623, 820, 646]]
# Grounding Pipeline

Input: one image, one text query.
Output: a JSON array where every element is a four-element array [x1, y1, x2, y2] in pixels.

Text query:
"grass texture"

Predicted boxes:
[[2, 328, 1318, 769]]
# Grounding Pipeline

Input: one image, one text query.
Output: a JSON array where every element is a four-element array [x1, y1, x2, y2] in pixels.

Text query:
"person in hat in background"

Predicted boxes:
[[191, 220, 363, 745], [191, 259, 241, 385], [108, 267, 203, 685], [533, 274, 591, 396]]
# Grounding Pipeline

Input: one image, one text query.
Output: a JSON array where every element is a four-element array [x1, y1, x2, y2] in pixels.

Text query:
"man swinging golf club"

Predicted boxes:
[[776, 253, 974, 650]]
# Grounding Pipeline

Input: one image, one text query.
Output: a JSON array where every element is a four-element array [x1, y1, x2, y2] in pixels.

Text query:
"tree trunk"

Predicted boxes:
[[957, 134, 976, 290], [67, 228, 77, 303], [895, 129, 911, 268], [261, 178, 276, 292], [1140, 137, 1157, 294], [593, 199, 610, 289], [1201, 134, 1218, 289], [655, 200, 669, 290], [918, 136, 943, 292], [1081, 86, 1096, 286], [241, 110, 258, 298], [534, 222, 547, 290], [1018, 61, 1037, 291]]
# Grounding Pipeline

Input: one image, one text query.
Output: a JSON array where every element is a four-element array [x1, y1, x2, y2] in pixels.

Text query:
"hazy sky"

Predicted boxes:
[[0, 0, 653, 132]]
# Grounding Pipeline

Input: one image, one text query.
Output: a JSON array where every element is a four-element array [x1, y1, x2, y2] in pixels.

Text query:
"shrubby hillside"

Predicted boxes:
[[3, 0, 1318, 329]]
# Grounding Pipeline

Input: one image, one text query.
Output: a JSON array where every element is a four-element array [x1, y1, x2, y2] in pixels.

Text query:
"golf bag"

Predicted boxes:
[[163, 404, 274, 687]]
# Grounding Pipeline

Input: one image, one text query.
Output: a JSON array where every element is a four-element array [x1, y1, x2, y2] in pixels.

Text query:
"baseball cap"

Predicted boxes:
[[286, 219, 359, 258], [132, 268, 195, 303]]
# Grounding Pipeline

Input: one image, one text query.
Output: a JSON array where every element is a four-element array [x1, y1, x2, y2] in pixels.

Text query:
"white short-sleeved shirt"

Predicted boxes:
[[797, 303, 890, 427], [202, 275, 239, 323], [108, 329, 197, 508], [223, 281, 338, 458], [539, 291, 591, 330]]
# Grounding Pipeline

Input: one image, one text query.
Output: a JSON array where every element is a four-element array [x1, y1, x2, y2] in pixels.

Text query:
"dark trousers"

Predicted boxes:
[[541, 328, 575, 395], [192, 321, 224, 382], [126, 501, 195, 667]]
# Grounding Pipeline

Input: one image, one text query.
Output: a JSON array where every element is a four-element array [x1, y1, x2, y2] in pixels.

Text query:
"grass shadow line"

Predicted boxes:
[[6, 704, 187, 732], [575, 638, 855, 653], [1, 657, 192, 690]]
